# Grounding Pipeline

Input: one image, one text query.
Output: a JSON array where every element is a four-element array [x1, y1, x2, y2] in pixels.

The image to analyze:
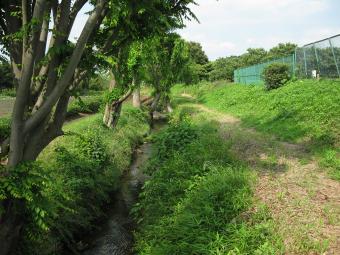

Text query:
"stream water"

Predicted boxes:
[[80, 142, 152, 255]]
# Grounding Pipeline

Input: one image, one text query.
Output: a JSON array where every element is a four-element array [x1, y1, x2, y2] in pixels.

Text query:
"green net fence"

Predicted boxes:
[[234, 55, 295, 84], [234, 34, 340, 84]]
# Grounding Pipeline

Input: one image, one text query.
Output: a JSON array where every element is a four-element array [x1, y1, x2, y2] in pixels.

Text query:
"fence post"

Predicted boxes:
[[329, 39, 340, 78], [303, 47, 308, 77], [313, 45, 321, 75], [292, 51, 296, 78]]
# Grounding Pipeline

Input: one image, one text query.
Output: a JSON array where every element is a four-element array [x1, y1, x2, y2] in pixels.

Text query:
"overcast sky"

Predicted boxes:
[[70, 0, 340, 61]]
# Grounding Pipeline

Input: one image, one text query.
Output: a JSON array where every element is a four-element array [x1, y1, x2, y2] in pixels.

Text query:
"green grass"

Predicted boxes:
[[6, 105, 149, 254], [173, 79, 340, 179], [67, 94, 104, 117], [133, 107, 283, 254]]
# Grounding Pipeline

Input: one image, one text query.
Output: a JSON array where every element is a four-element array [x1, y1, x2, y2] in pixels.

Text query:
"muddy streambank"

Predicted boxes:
[[78, 118, 166, 255]]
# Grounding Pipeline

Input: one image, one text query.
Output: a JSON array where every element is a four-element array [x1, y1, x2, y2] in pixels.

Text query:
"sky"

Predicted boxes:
[[70, 0, 340, 61], [178, 0, 340, 60]]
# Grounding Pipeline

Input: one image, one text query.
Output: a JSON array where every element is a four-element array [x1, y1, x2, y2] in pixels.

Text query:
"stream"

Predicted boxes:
[[79, 118, 166, 255], [80, 142, 152, 255]]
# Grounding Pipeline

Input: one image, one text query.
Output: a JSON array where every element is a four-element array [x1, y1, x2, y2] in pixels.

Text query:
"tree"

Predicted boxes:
[[142, 34, 190, 120], [267, 42, 297, 59], [209, 56, 241, 81], [0, 1, 197, 253], [188, 41, 209, 65]]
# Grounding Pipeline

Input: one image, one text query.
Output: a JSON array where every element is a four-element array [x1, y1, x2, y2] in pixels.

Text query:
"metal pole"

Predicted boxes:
[[303, 47, 308, 77], [292, 50, 296, 78], [329, 39, 340, 78], [313, 44, 320, 75]]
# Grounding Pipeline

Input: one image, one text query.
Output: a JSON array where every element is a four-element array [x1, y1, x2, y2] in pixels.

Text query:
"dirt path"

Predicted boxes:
[[180, 94, 340, 255]]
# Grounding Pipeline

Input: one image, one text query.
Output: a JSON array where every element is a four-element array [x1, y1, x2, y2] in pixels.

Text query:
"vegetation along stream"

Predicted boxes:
[[80, 119, 165, 255]]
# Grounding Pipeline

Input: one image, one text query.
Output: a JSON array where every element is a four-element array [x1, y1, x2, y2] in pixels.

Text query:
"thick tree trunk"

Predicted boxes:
[[132, 86, 141, 108], [0, 1, 108, 254], [149, 92, 161, 127], [0, 201, 24, 255]]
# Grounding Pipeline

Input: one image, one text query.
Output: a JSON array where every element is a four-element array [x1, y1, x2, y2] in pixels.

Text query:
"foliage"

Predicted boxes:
[[320, 149, 340, 180], [209, 56, 241, 81], [187, 41, 209, 65], [0, 116, 10, 142], [134, 108, 283, 254], [142, 33, 191, 99], [153, 121, 198, 161], [262, 63, 291, 90]]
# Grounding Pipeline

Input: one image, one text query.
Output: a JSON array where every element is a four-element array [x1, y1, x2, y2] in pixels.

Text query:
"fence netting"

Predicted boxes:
[[234, 34, 340, 84]]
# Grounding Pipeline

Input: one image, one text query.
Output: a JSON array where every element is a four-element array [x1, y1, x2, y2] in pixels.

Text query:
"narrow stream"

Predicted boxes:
[[81, 142, 152, 255]]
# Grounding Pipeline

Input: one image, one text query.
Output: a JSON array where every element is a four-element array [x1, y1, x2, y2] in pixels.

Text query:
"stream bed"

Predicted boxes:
[[80, 142, 152, 255]]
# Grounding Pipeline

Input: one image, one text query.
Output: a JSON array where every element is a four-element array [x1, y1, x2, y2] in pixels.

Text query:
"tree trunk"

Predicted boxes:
[[0, 201, 24, 255], [132, 86, 141, 108], [103, 74, 122, 129], [103, 101, 123, 129], [149, 92, 161, 127], [165, 95, 173, 113]]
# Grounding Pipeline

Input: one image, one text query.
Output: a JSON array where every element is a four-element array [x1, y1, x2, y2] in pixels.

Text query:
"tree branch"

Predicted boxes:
[[24, 0, 107, 134]]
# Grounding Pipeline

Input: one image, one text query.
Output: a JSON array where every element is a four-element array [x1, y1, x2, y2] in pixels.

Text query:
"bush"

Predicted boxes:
[[262, 63, 291, 90], [153, 122, 198, 161], [0, 117, 10, 142]]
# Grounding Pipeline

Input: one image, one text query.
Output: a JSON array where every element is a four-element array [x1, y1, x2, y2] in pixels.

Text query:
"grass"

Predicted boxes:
[[10, 105, 149, 254], [172, 79, 340, 179], [133, 106, 283, 254]]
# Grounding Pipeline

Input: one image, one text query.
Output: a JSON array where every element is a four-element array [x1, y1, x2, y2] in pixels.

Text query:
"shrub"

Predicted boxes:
[[153, 122, 198, 161], [0, 117, 10, 142], [262, 63, 291, 90]]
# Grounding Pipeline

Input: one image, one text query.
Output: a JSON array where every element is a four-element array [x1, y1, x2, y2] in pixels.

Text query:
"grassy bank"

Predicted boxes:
[[134, 107, 283, 254], [172, 79, 340, 179], [1, 105, 149, 254]]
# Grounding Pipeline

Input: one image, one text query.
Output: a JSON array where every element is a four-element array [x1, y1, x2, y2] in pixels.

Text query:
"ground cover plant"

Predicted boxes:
[[173, 79, 340, 179], [133, 108, 283, 254], [1, 105, 148, 254]]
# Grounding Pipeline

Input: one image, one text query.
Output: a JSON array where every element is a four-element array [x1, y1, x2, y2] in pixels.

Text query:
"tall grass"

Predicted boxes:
[[134, 108, 283, 254]]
